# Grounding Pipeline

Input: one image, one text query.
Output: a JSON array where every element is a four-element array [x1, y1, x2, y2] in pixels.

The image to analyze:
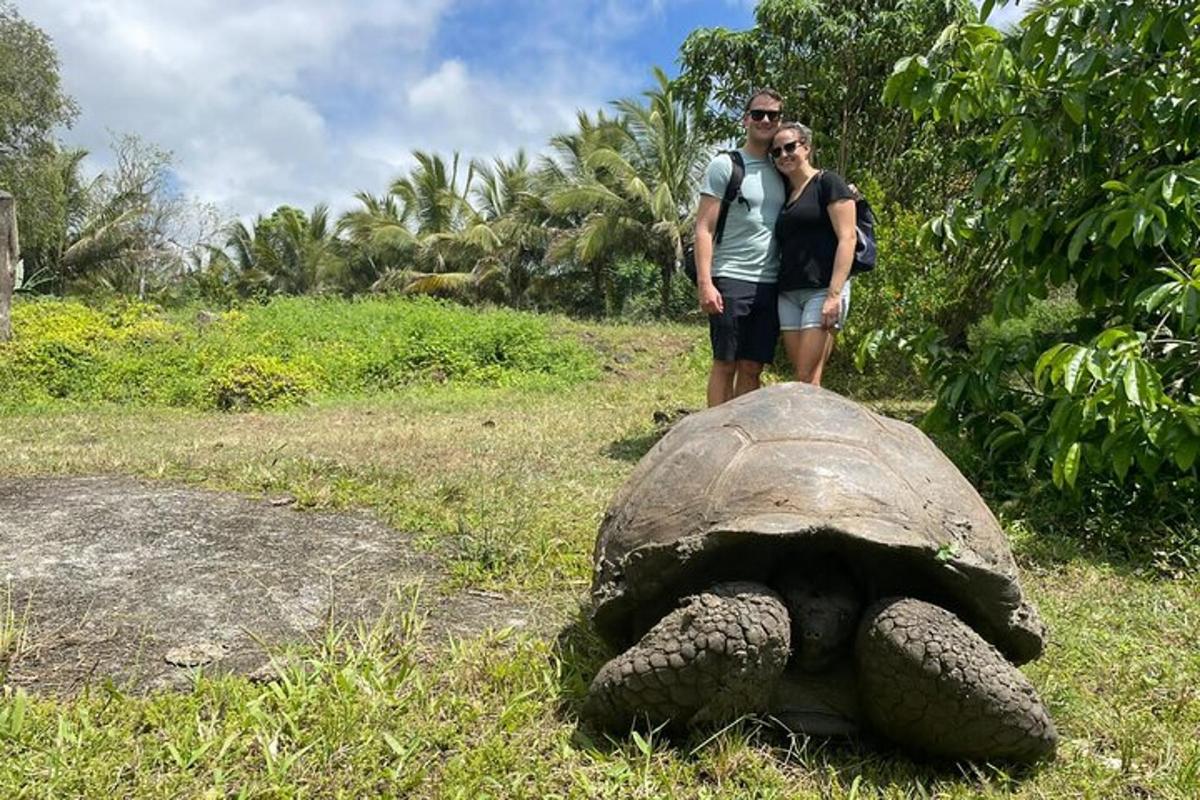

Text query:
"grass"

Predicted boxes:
[[1, 304, 1199, 797]]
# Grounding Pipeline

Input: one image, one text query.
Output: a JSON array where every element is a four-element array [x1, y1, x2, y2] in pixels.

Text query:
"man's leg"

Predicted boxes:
[[708, 360, 737, 407], [732, 360, 764, 397], [730, 281, 778, 398], [707, 277, 746, 407]]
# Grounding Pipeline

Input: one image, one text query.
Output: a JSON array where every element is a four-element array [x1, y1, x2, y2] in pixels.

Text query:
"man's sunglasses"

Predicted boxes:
[[769, 140, 806, 158], [748, 109, 782, 122]]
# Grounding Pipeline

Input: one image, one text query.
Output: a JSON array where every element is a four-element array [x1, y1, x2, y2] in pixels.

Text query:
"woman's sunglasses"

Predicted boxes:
[[769, 140, 806, 158], [748, 109, 782, 122]]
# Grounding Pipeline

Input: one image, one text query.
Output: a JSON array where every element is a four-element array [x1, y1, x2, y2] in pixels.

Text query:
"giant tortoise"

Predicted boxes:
[[585, 383, 1057, 763]]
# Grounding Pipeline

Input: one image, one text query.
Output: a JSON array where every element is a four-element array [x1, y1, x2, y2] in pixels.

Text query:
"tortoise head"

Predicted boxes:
[[776, 556, 862, 673]]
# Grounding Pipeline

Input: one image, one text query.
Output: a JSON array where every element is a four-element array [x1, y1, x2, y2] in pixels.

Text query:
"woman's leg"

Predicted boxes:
[[782, 328, 835, 386]]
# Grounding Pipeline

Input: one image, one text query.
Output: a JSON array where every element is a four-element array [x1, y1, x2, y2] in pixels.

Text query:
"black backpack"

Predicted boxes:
[[817, 172, 877, 275], [682, 150, 747, 285]]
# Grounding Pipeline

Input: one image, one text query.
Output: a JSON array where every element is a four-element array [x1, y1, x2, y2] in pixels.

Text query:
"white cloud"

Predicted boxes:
[[407, 60, 471, 110], [19, 1, 714, 221]]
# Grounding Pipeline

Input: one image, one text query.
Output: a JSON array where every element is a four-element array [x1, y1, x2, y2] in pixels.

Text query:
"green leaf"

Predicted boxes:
[[1069, 50, 1098, 77], [1174, 436, 1200, 471], [1122, 362, 1143, 407], [1137, 281, 1177, 312], [999, 411, 1026, 433], [1111, 440, 1132, 481], [1101, 180, 1130, 193], [1162, 172, 1180, 205], [1035, 343, 1069, 385], [1067, 212, 1096, 263], [986, 429, 1024, 455], [1132, 208, 1151, 247], [1062, 93, 1085, 124], [1062, 346, 1090, 393], [1107, 210, 1134, 247], [1061, 442, 1082, 488], [979, 0, 996, 23], [1122, 360, 1162, 411], [1095, 327, 1133, 349], [945, 373, 969, 408]]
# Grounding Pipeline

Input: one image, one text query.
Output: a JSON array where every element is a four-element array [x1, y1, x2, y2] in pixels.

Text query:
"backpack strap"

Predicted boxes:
[[714, 150, 745, 246]]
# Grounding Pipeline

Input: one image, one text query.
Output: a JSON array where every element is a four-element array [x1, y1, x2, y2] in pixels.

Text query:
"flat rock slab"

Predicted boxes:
[[0, 476, 534, 694]]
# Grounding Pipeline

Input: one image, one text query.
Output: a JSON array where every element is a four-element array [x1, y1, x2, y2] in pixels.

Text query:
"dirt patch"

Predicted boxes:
[[0, 476, 544, 694]]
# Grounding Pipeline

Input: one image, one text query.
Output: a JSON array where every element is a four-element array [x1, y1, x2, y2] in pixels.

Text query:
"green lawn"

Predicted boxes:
[[1, 308, 1198, 798]]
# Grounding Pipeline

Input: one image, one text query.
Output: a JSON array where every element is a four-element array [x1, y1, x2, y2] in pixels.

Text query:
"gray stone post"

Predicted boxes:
[[0, 191, 17, 342]]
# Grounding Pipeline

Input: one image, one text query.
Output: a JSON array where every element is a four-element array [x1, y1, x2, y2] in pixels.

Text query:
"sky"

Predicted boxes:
[[20, 0, 1026, 223]]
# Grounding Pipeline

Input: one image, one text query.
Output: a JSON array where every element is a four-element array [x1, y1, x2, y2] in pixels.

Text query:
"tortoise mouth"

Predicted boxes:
[[591, 526, 1044, 666]]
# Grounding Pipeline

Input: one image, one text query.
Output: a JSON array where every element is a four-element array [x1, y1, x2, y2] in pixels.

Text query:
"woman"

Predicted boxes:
[[770, 123, 857, 387]]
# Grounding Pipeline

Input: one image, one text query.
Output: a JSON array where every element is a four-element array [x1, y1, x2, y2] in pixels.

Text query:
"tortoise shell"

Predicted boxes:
[[591, 383, 1045, 664]]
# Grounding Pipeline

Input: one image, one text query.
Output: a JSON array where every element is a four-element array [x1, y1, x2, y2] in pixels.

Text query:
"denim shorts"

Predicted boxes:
[[778, 282, 851, 331]]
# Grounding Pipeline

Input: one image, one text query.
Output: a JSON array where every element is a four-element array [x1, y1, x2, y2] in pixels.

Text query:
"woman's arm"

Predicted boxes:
[[822, 198, 857, 329]]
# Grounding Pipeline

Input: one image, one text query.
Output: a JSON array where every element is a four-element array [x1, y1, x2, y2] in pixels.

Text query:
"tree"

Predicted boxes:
[[336, 191, 417, 293], [466, 151, 551, 307], [0, 190, 15, 341], [674, 0, 974, 201], [213, 205, 343, 297], [540, 111, 638, 315], [544, 77, 709, 317], [612, 69, 712, 315], [885, 0, 1200, 495], [383, 151, 488, 297], [0, 1, 77, 163], [0, 1, 79, 295]]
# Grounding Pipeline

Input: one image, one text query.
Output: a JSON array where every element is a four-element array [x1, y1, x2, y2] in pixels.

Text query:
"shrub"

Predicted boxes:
[[205, 356, 316, 411], [0, 296, 598, 411]]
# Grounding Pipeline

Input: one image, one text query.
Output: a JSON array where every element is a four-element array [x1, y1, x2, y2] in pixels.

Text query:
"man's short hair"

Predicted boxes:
[[744, 88, 783, 112]]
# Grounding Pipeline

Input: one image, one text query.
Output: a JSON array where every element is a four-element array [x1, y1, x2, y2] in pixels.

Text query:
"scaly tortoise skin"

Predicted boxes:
[[584, 383, 1057, 763]]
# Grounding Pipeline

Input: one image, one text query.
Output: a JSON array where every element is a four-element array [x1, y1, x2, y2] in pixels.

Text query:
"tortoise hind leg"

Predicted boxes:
[[856, 597, 1057, 763], [584, 581, 791, 731]]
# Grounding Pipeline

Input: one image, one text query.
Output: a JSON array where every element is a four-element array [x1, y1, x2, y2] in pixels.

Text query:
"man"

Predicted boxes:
[[694, 89, 786, 407]]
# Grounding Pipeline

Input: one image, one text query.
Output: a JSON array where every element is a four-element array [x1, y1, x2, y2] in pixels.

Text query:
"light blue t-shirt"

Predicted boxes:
[[699, 149, 785, 283]]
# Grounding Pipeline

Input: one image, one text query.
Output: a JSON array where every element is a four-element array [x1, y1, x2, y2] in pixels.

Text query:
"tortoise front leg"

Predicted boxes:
[[855, 597, 1057, 763], [584, 581, 791, 731]]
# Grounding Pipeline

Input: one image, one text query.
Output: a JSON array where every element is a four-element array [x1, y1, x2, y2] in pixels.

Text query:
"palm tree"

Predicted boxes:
[[337, 191, 417, 293], [382, 151, 486, 297], [544, 73, 711, 315], [214, 205, 343, 296], [539, 110, 632, 314], [464, 151, 552, 306], [614, 68, 713, 314]]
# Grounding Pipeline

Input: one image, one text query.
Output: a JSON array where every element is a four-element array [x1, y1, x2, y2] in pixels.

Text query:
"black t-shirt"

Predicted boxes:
[[775, 170, 853, 290]]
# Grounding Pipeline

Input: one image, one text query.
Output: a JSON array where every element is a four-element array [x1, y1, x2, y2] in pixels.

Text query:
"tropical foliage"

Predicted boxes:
[[547, 71, 711, 316], [675, 0, 975, 201], [882, 0, 1200, 500]]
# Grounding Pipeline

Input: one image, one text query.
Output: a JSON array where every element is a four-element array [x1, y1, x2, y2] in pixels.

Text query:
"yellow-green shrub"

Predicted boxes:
[[0, 296, 597, 411], [204, 355, 317, 411]]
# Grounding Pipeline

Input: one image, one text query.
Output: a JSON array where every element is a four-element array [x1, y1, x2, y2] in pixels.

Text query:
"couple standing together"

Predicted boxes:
[[694, 88, 858, 407]]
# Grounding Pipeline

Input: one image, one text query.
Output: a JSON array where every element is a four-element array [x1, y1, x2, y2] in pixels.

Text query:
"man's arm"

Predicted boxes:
[[694, 194, 723, 315]]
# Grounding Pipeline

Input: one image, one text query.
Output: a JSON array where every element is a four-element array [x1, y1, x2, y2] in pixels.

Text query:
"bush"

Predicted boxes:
[[205, 356, 316, 411], [834, 183, 967, 399], [0, 296, 598, 411]]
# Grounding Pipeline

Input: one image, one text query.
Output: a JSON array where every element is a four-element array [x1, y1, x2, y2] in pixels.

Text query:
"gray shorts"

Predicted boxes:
[[779, 282, 851, 331]]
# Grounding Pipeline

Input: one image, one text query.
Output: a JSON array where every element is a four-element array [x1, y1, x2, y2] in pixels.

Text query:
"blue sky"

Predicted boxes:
[[22, 0, 1022, 222]]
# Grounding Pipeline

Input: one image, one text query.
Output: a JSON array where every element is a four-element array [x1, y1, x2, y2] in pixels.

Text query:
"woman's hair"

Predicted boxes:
[[774, 122, 813, 146]]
